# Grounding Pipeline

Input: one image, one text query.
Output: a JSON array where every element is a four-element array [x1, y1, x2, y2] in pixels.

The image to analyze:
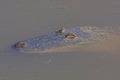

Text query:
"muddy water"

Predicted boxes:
[[0, 0, 120, 80]]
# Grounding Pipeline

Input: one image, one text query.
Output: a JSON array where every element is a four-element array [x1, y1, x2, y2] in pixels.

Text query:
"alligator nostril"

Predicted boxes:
[[14, 42, 27, 48]]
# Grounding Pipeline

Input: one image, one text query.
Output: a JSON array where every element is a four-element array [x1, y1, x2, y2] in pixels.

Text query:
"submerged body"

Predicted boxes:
[[12, 26, 109, 53]]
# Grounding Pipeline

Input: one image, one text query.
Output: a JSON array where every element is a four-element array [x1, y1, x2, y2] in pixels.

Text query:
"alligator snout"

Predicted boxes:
[[14, 42, 27, 48]]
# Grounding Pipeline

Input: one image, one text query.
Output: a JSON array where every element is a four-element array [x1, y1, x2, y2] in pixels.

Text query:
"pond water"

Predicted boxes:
[[0, 0, 120, 80]]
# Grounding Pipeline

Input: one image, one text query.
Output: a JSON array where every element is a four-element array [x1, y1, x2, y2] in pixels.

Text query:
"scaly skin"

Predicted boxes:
[[12, 26, 108, 53]]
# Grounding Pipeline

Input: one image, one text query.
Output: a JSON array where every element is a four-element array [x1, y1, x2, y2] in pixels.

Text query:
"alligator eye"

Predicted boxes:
[[56, 27, 67, 36], [65, 33, 78, 40], [14, 42, 27, 48]]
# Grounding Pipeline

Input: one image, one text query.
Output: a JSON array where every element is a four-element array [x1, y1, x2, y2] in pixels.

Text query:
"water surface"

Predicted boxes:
[[0, 0, 120, 80]]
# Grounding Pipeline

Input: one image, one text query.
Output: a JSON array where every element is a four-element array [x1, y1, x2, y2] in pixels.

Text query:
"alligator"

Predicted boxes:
[[12, 26, 108, 53]]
